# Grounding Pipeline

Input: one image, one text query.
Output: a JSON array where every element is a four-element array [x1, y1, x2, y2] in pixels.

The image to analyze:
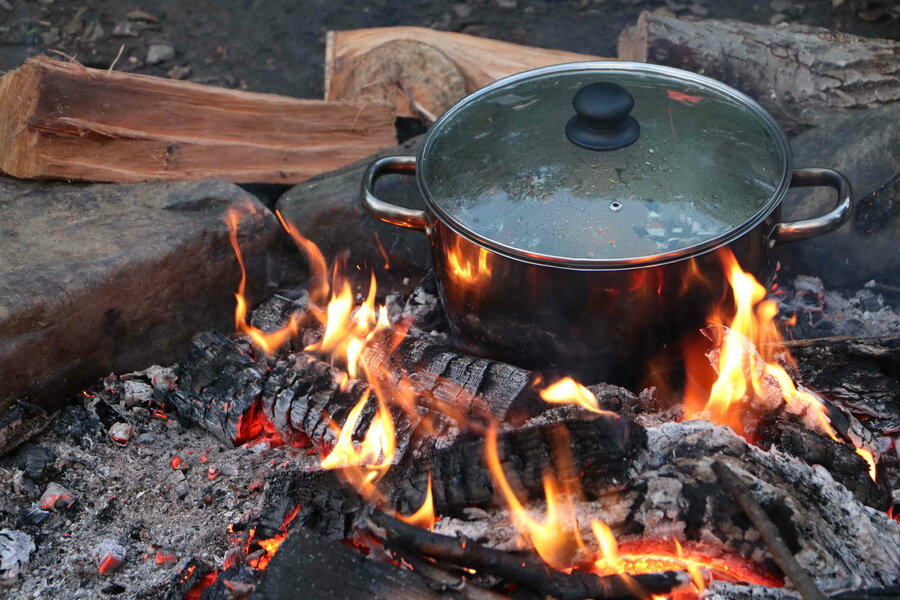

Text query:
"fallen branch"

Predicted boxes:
[[370, 511, 691, 600]]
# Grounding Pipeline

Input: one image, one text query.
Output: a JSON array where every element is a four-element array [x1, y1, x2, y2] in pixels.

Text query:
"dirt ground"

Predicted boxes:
[[1, 0, 898, 100]]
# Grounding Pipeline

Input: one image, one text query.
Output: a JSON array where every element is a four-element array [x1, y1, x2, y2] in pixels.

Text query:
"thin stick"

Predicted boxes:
[[392, 549, 510, 600], [762, 335, 891, 349], [108, 44, 126, 73], [711, 461, 827, 600], [370, 511, 690, 600]]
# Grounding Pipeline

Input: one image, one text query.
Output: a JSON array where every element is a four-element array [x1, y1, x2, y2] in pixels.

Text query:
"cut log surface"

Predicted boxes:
[[326, 27, 606, 119], [617, 12, 900, 132], [0, 57, 396, 183]]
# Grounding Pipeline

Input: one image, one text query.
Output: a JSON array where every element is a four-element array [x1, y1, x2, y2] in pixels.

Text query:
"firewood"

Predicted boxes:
[[617, 12, 900, 133], [0, 57, 396, 184], [370, 511, 692, 600], [325, 27, 605, 120]]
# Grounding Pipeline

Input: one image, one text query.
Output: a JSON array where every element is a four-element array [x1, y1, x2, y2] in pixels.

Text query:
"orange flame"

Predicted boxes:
[[320, 390, 395, 501], [685, 251, 837, 440], [540, 378, 614, 415], [227, 209, 301, 354], [484, 425, 580, 569], [855, 447, 877, 481], [398, 472, 436, 531]]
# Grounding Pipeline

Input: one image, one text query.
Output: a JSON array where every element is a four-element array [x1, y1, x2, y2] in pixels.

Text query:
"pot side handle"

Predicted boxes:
[[360, 155, 428, 231], [771, 168, 853, 245]]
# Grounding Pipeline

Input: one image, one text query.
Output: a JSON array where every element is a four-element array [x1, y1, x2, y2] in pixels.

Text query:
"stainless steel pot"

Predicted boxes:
[[360, 62, 852, 384]]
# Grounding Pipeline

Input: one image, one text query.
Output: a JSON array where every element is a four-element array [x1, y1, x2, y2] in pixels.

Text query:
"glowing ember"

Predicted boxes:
[[540, 377, 613, 415], [398, 472, 436, 531], [592, 540, 780, 590]]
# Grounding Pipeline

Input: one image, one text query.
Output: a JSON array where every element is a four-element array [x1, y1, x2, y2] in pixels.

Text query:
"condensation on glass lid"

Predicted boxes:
[[422, 68, 784, 261]]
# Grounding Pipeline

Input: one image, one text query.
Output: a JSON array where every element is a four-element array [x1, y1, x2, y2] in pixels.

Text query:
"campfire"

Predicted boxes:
[[1, 8, 899, 600]]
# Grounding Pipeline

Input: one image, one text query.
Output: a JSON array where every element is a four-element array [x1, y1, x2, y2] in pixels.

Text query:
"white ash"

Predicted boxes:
[[0, 529, 34, 582], [0, 385, 320, 600], [774, 275, 900, 338]]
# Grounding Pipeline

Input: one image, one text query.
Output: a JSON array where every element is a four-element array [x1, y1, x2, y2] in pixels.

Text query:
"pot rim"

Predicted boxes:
[[415, 61, 793, 270]]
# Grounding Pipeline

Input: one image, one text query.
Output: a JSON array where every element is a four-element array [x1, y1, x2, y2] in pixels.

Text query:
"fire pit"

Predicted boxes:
[[1, 5, 899, 600]]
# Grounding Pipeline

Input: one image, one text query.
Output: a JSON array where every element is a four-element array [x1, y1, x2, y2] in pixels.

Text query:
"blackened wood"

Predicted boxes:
[[712, 461, 827, 600], [165, 331, 267, 446], [0, 402, 48, 457], [758, 419, 891, 510], [394, 413, 646, 516], [371, 511, 691, 600], [250, 525, 463, 600], [617, 12, 900, 133], [254, 469, 372, 540], [255, 414, 646, 540]]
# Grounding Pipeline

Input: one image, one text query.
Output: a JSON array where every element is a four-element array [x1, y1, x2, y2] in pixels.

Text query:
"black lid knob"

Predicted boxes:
[[565, 82, 640, 151]]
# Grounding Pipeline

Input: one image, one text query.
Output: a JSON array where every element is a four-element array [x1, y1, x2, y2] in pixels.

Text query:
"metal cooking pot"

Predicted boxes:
[[360, 62, 852, 385]]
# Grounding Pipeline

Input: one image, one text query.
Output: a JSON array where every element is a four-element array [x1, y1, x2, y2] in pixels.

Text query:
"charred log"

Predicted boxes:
[[757, 418, 891, 510], [371, 511, 692, 600], [393, 412, 646, 517], [251, 525, 464, 600], [164, 331, 267, 446]]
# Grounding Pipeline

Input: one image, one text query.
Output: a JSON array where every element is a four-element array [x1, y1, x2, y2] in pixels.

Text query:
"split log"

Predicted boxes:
[[0, 57, 396, 184], [617, 12, 900, 133], [325, 27, 605, 120]]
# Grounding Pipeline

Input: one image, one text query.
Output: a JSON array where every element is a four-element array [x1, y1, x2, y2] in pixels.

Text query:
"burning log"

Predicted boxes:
[[325, 27, 605, 120], [394, 411, 646, 517], [370, 511, 693, 600], [617, 12, 900, 132], [0, 57, 396, 184], [253, 411, 645, 540], [165, 331, 268, 446]]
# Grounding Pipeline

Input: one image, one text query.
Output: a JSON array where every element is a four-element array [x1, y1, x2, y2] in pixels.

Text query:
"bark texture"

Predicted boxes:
[[617, 12, 900, 132]]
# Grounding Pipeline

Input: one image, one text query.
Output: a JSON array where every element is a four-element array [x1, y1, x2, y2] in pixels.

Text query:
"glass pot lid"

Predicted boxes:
[[418, 62, 790, 266]]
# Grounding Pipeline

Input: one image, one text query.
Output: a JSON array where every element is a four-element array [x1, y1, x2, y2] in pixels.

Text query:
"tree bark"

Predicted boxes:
[[617, 12, 900, 133], [0, 57, 396, 184]]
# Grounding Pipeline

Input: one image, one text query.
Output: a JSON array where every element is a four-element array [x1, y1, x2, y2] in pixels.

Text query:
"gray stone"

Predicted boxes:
[[775, 104, 900, 287], [275, 136, 431, 282], [146, 43, 175, 65], [0, 178, 279, 414]]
